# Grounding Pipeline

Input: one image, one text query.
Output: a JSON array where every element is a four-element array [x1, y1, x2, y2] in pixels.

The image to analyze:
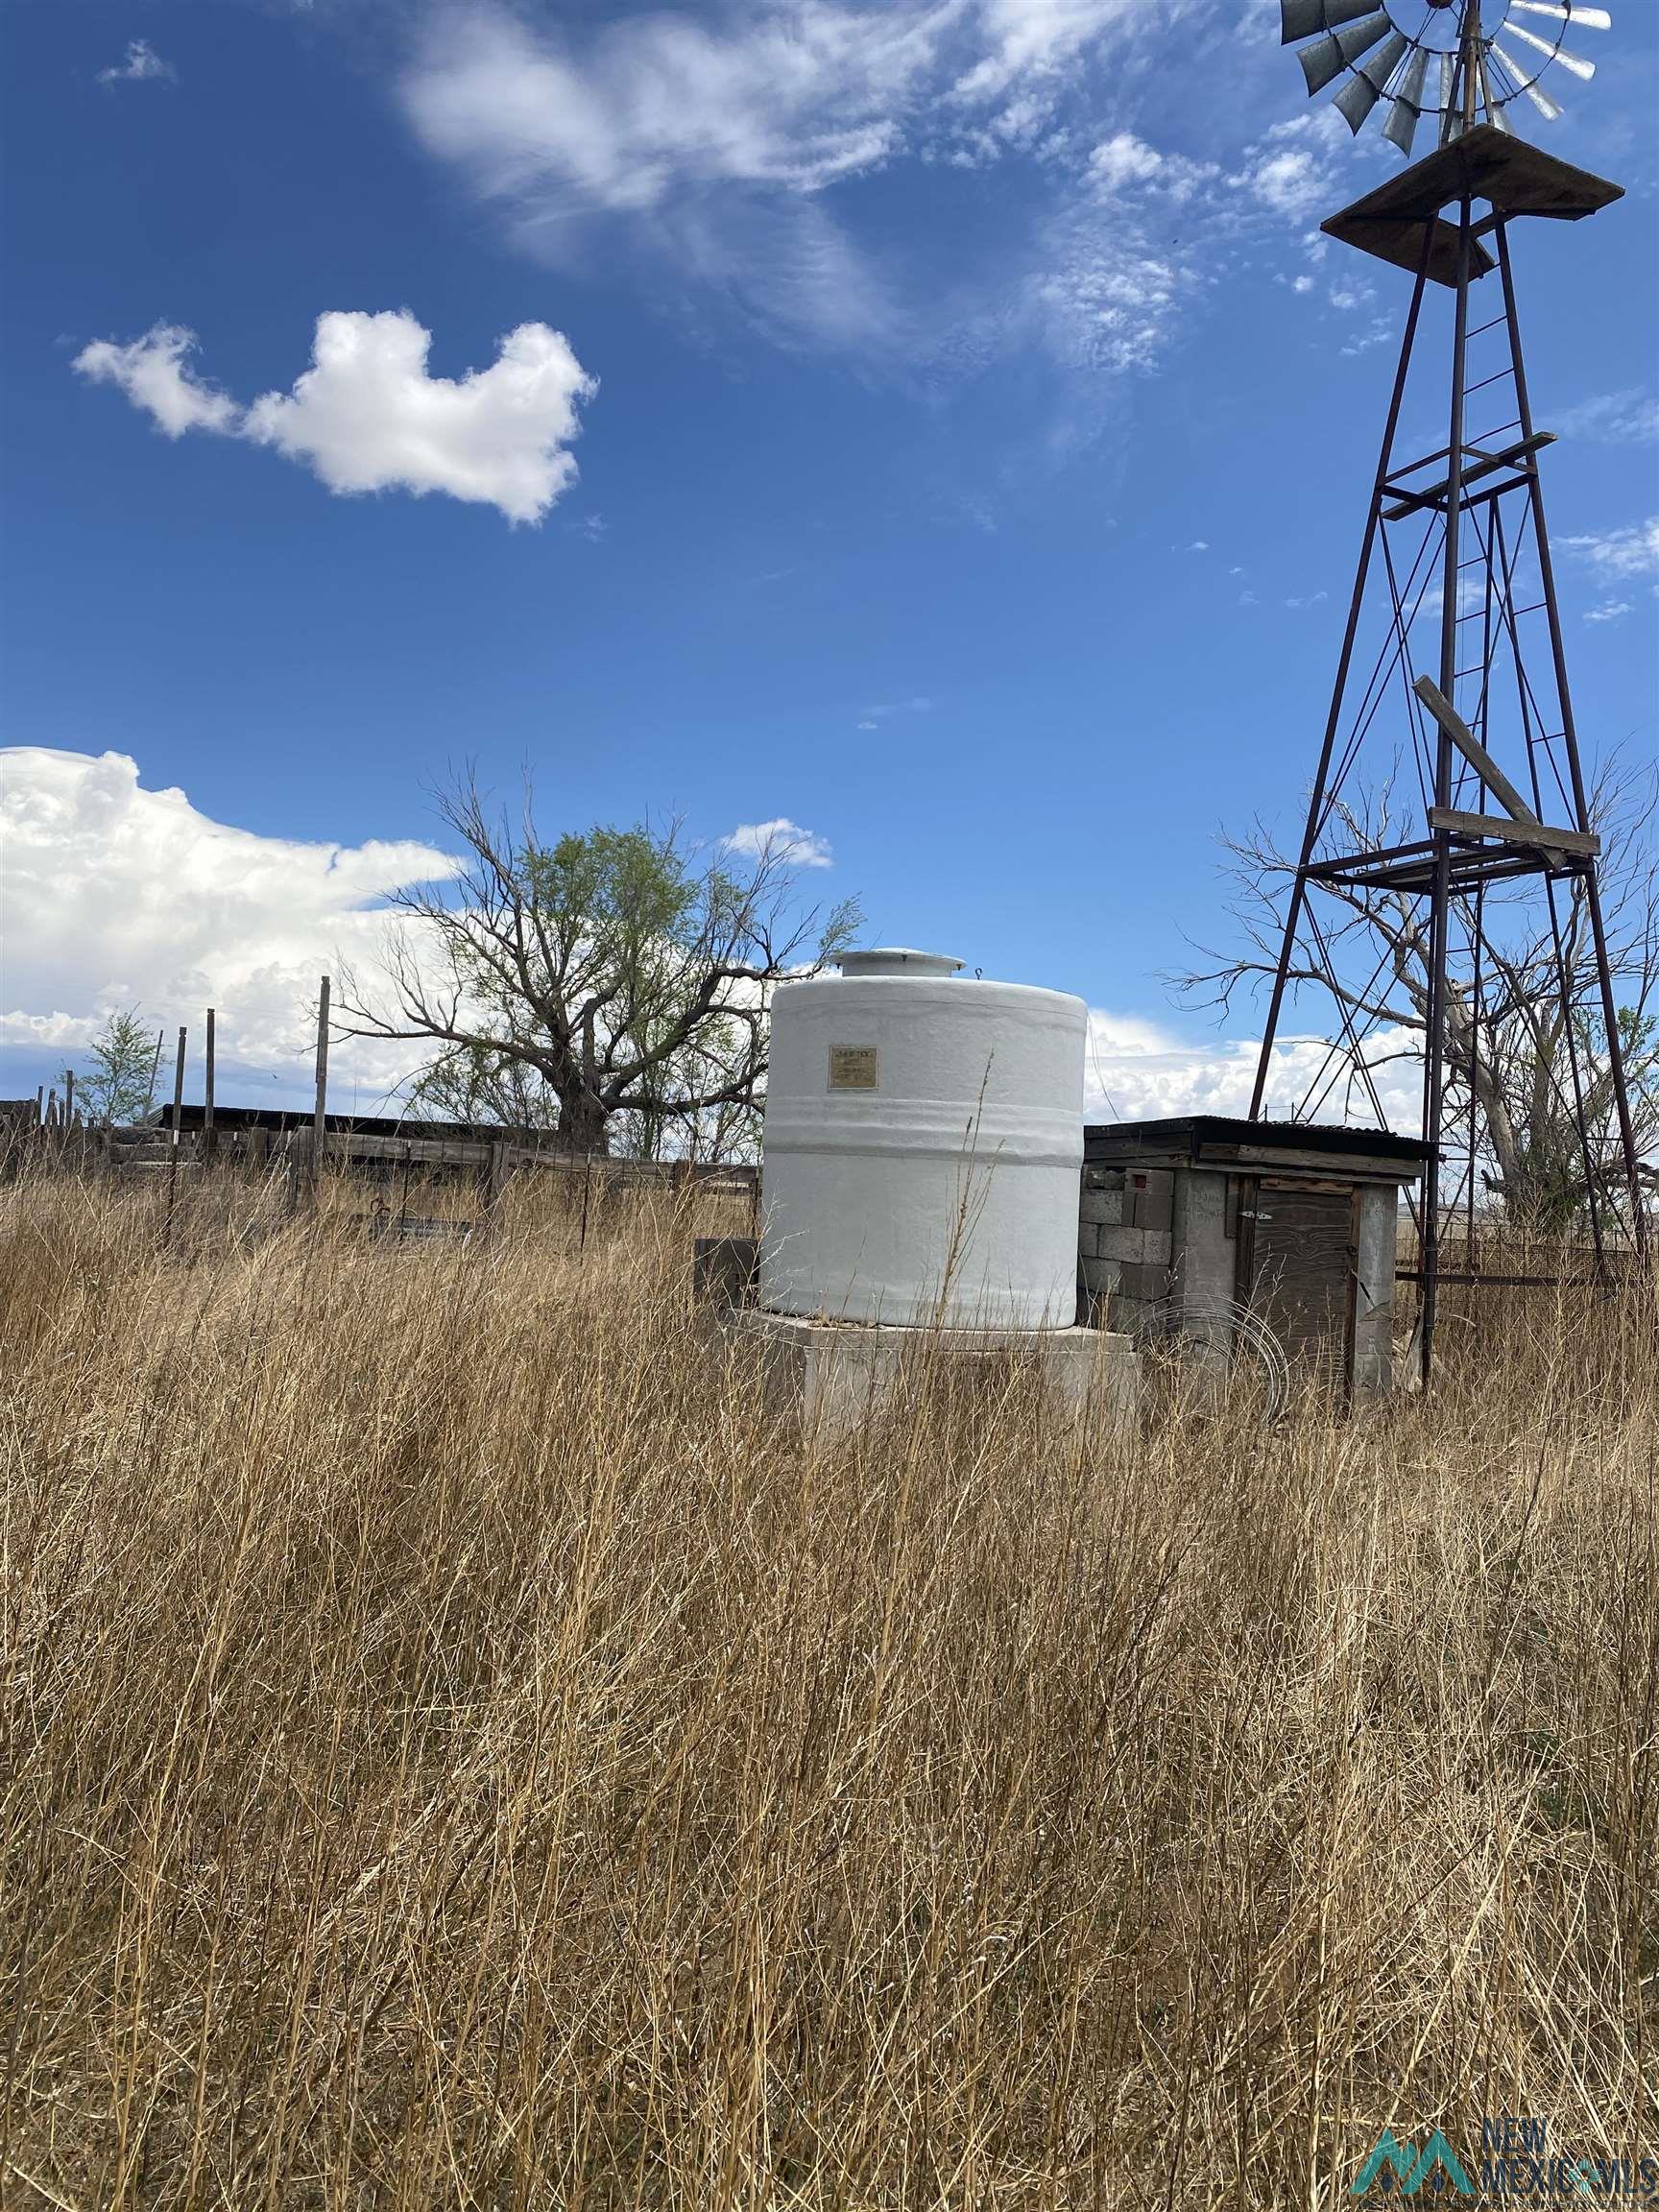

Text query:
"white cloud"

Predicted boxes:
[[1291, 274, 1314, 295], [98, 38, 174, 87], [73, 325, 238, 438], [1556, 391, 1659, 445], [1285, 589, 1328, 611], [1232, 111, 1350, 224], [1410, 571, 1486, 631], [1340, 315, 1394, 358], [1182, 539, 1209, 553], [73, 312, 595, 524], [1561, 517, 1659, 582], [402, 8, 932, 215], [1084, 1009, 1421, 1127], [1584, 599, 1633, 625], [1087, 131, 1164, 192], [1024, 217, 1186, 377], [722, 818, 834, 868], [0, 749, 460, 1099], [954, 0, 1151, 105], [243, 312, 594, 523], [397, 2, 1211, 366], [859, 696, 934, 719]]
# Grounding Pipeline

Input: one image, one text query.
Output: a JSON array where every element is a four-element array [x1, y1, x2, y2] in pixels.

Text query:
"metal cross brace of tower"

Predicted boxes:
[[1250, 0, 1648, 1384]]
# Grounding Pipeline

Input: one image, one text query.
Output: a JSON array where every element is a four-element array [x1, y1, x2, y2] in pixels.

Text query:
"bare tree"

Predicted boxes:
[[1178, 756, 1658, 1232], [338, 775, 861, 1158]]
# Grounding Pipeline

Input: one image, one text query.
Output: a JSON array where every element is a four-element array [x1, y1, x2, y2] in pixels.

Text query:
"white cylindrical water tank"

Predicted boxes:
[[758, 949, 1085, 1329]]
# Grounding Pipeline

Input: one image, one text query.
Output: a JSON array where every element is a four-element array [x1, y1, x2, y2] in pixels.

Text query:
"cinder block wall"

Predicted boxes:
[[1078, 1159, 1405, 1392], [1077, 1164, 1174, 1333]]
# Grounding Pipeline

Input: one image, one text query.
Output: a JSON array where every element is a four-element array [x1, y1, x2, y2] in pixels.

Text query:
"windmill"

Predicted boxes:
[[1247, 0, 1647, 1382], [1282, 1, 1611, 151]]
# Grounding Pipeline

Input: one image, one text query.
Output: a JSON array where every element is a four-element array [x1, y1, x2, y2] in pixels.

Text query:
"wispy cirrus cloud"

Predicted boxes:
[[1561, 517, 1659, 582], [394, 0, 1304, 382], [1556, 390, 1659, 445]]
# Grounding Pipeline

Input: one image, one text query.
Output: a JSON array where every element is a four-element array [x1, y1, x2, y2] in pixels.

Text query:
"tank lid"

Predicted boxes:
[[836, 948, 965, 979]]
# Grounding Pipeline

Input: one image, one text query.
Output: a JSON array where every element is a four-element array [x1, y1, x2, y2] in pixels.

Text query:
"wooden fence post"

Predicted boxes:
[[166, 1025, 187, 1238], [204, 1007, 216, 1164], [310, 976, 330, 1196]]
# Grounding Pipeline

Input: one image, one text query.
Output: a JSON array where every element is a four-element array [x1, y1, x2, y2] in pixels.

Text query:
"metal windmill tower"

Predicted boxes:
[[1249, 0, 1647, 1382]]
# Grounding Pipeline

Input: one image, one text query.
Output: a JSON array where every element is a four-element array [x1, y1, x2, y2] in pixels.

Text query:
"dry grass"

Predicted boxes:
[[2, 1168, 1656, 2208]]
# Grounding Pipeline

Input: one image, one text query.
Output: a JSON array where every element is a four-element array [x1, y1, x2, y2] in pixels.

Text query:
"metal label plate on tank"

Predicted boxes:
[[828, 1045, 879, 1092]]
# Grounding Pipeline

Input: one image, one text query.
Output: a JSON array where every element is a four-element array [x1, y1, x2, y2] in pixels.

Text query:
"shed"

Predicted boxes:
[[1079, 1118, 1430, 1396]]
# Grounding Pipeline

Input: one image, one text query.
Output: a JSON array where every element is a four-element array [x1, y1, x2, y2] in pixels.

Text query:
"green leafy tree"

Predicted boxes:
[[73, 1008, 159, 1127], [340, 776, 860, 1158]]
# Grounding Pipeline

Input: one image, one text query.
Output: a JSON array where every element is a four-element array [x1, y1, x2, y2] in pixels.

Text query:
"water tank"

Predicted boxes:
[[758, 949, 1086, 1328]]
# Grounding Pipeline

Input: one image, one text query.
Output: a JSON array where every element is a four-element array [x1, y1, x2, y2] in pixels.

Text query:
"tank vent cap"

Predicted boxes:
[[836, 948, 965, 979]]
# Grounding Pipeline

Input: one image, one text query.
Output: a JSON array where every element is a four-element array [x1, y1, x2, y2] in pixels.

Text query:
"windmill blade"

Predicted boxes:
[[1382, 96, 1420, 155], [1506, 20, 1597, 76], [1491, 39, 1566, 115], [1436, 51, 1465, 139], [1510, 1, 1611, 27], [1334, 30, 1407, 132], [1382, 43, 1430, 154], [1296, 10, 1393, 96], [1488, 98, 1515, 132], [1280, 0, 1381, 43]]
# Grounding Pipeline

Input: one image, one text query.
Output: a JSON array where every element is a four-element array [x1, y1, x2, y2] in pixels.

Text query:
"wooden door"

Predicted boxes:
[[1241, 1178, 1359, 1388]]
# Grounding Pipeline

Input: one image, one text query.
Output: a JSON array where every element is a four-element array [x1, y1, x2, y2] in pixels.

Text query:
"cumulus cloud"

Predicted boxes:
[[73, 325, 238, 438], [1231, 111, 1352, 224], [98, 38, 174, 87], [1084, 1009, 1421, 1128], [73, 312, 595, 524], [1584, 599, 1633, 625], [243, 313, 594, 522], [1087, 131, 1164, 192], [722, 818, 834, 868], [1, 749, 459, 1100]]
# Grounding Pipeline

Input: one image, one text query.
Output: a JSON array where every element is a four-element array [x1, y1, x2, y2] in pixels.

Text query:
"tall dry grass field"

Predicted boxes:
[[2, 1169, 1656, 2207]]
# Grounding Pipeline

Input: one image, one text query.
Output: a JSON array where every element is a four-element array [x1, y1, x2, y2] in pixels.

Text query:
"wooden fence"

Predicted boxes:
[[0, 1098, 759, 1210]]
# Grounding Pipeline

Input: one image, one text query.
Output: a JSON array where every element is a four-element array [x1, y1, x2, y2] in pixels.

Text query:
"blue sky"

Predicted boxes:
[[2, 0, 1655, 1118]]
